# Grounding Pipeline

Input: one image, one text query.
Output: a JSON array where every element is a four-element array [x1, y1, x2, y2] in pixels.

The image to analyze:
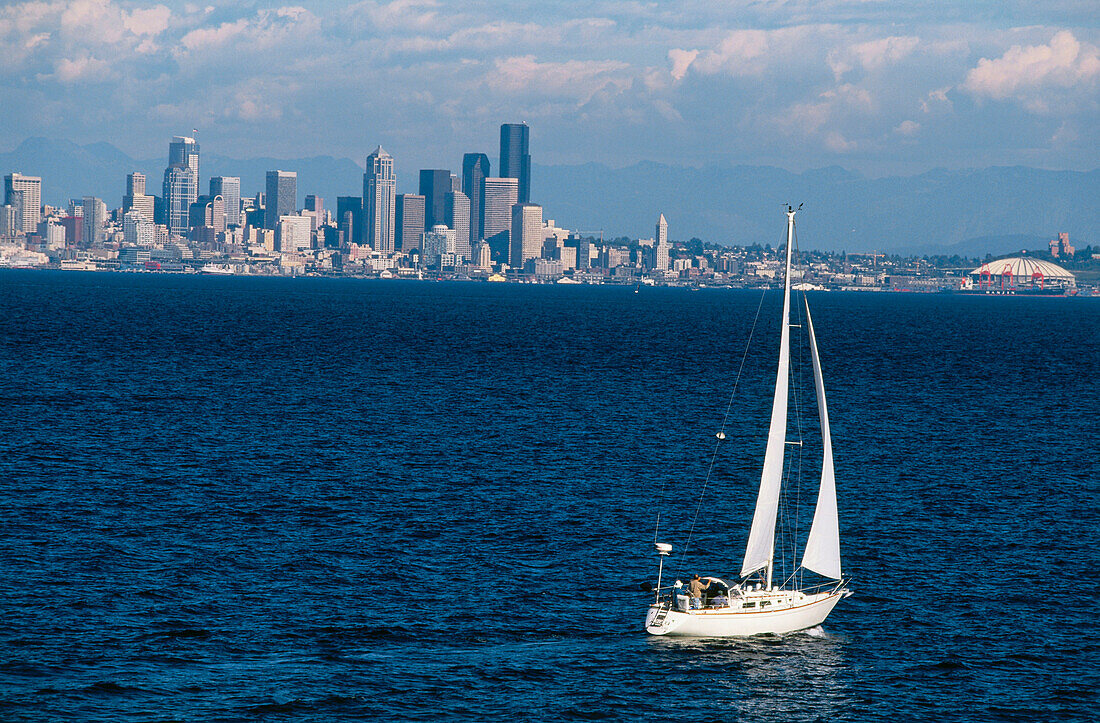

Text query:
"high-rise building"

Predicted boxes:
[[445, 190, 471, 259], [363, 146, 396, 253], [655, 213, 670, 272], [277, 215, 312, 253], [304, 195, 323, 215], [395, 194, 425, 252], [420, 224, 457, 268], [462, 153, 490, 242], [4, 173, 42, 233], [189, 195, 226, 233], [265, 170, 297, 230], [168, 135, 200, 170], [211, 176, 241, 228], [124, 172, 155, 221], [336, 196, 362, 249], [499, 123, 531, 203], [162, 136, 199, 237], [0, 205, 16, 236], [418, 169, 451, 230], [482, 177, 519, 263], [126, 172, 145, 196], [82, 197, 107, 246], [510, 203, 543, 269]]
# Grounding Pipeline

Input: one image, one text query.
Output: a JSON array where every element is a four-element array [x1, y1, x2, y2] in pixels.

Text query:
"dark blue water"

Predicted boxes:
[[1, 270, 1098, 721]]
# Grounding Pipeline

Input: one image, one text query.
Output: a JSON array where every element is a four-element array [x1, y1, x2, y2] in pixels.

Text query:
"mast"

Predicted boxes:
[[740, 208, 796, 585]]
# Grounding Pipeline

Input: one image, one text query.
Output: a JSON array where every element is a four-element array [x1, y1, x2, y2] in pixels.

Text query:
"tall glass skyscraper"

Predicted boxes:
[[265, 170, 297, 230], [499, 123, 530, 203], [461, 153, 490, 243], [363, 147, 396, 252], [418, 169, 451, 231], [210, 176, 241, 228], [162, 136, 199, 237]]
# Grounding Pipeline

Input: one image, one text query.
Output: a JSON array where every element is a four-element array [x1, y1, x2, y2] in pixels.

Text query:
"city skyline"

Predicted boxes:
[[0, 1, 1096, 178]]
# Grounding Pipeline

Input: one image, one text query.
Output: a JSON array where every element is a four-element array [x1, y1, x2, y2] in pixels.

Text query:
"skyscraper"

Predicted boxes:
[[499, 123, 531, 203], [482, 177, 519, 263], [363, 146, 396, 253], [162, 135, 199, 237], [445, 190, 471, 259], [461, 153, 490, 242], [265, 170, 297, 230], [395, 194, 425, 252], [124, 172, 155, 221], [510, 203, 543, 269], [655, 213, 670, 272], [418, 169, 451, 230], [4, 173, 42, 233], [82, 196, 107, 246], [211, 176, 241, 228], [336, 196, 362, 249]]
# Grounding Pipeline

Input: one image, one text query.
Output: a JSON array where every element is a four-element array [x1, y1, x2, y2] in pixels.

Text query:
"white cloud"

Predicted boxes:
[[894, 120, 920, 136], [54, 54, 111, 83], [488, 55, 631, 101], [668, 48, 698, 81], [124, 5, 171, 36], [964, 30, 1100, 105]]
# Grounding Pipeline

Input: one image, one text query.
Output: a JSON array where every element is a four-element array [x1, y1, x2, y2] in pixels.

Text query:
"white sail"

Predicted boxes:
[[740, 211, 795, 579], [799, 300, 843, 579]]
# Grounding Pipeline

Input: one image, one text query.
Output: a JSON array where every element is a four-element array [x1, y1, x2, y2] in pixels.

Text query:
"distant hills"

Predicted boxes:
[[2, 137, 1096, 255]]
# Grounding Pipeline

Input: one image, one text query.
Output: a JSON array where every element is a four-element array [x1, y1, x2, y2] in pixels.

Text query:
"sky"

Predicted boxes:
[[1, 0, 1098, 178]]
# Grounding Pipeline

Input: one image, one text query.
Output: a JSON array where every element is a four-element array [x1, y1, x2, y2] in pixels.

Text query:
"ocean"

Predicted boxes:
[[1, 270, 1098, 721]]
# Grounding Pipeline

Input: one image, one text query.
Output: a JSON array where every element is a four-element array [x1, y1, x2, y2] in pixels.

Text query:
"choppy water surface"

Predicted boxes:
[[1, 270, 1097, 721]]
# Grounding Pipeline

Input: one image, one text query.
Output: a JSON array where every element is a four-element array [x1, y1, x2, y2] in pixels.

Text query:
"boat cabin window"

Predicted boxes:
[[743, 602, 756, 608]]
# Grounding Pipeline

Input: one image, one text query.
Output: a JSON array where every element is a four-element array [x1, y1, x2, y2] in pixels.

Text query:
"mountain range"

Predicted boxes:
[[2, 137, 1096, 255]]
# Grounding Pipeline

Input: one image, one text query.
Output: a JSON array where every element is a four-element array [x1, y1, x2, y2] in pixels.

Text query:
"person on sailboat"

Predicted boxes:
[[688, 574, 709, 609]]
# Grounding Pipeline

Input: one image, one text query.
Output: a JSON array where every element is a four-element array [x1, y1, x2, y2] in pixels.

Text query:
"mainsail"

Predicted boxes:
[[800, 301, 842, 579], [740, 211, 795, 579]]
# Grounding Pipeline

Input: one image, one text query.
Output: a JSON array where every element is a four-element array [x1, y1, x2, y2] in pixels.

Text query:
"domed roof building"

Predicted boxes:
[[962, 257, 1075, 294]]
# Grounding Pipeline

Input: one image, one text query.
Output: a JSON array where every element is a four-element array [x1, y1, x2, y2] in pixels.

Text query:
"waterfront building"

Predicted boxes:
[[277, 215, 312, 252], [39, 219, 65, 250], [462, 153, 490, 243], [4, 173, 42, 233], [964, 257, 1075, 293], [363, 147, 396, 252], [421, 224, 456, 268], [510, 203, 543, 269], [162, 136, 199, 237], [419, 169, 451, 230], [499, 123, 531, 203], [445, 190, 471, 259], [211, 176, 241, 228], [483, 177, 518, 263], [396, 194, 425, 252], [265, 170, 297, 230], [473, 240, 492, 269], [82, 197, 107, 246], [123, 209, 156, 245]]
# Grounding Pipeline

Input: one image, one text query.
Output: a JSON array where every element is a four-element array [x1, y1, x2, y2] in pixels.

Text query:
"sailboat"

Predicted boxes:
[[645, 207, 851, 637]]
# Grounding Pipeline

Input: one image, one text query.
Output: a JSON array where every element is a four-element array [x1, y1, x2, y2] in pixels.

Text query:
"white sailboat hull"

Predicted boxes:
[[645, 589, 847, 637]]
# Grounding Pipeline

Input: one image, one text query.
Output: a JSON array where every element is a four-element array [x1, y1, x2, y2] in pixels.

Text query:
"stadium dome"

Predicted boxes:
[[966, 257, 1075, 292]]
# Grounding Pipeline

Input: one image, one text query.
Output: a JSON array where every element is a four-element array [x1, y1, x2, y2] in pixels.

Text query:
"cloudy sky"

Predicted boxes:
[[1, 0, 1097, 177]]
